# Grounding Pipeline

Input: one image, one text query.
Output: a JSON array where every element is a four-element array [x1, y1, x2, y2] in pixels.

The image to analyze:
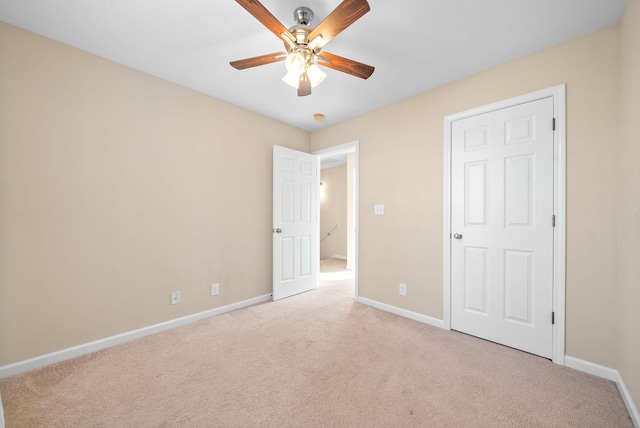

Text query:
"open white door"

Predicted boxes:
[[273, 145, 318, 300]]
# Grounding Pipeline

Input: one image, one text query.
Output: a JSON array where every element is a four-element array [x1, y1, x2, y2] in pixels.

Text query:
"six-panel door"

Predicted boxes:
[[451, 97, 554, 358], [273, 145, 318, 301]]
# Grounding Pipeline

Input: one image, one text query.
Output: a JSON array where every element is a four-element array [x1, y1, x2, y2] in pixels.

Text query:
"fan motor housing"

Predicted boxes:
[[286, 24, 313, 48], [293, 7, 313, 25]]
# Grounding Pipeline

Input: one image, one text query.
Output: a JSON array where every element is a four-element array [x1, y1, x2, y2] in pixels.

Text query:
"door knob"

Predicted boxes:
[[453, 233, 463, 240], [273, 228, 282, 234]]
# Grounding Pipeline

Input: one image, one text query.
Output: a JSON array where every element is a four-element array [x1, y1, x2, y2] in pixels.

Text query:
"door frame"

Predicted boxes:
[[313, 140, 360, 299], [443, 85, 566, 365]]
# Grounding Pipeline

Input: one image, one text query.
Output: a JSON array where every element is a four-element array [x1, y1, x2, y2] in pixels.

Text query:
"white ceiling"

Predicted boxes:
[[320, 153, 348, 169], [0, 0, 627, 131]]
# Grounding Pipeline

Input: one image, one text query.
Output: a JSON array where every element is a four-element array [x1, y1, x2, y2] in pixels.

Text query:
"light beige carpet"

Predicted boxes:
[[0, 260, 632, 427], [319, 258, 355, 282]]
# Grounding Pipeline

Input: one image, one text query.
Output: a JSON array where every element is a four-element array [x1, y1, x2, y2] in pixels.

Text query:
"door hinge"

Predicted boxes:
[[552, 215, 556, 227], [552, 311, 555, 325], [552, 118, 556, 131]]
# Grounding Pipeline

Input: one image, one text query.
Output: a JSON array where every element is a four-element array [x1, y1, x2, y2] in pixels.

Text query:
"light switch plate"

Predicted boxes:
[[399, 283, 407, 296], [374, 204, 384, 215]]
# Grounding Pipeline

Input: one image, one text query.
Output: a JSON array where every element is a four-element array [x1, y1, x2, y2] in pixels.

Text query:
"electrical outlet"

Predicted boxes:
[[211, 283, 219, 296], [374, 204, 385, 215], [399, 283, 407, 296], [171, 291, 181, 304]]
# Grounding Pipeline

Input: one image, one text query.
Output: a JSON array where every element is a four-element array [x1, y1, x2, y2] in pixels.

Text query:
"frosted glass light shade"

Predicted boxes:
[[307, 64, 326, 88], [285, 52, 306, 75], [282, 53, 326, 90], [282, 72, 300, 89]]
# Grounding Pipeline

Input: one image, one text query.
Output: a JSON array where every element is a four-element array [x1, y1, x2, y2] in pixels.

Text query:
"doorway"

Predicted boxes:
[[443, 86, 566, 364], [314, 141, 359, 298]]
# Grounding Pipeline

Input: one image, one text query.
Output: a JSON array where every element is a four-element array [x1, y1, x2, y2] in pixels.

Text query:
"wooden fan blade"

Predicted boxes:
[[235, 0, 295, 44], [230, 52, 286, 70], [298, 73, 311, 96], [308, 0, 370, 49], [317, 52, 374, 79]]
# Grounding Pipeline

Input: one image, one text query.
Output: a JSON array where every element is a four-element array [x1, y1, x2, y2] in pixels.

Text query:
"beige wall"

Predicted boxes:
[[1, 8, 638, 412], [618, 0, 640, 409], [311, 26, 621, 368], [0, 23, 310, 366], [320, 166, 348, 260]]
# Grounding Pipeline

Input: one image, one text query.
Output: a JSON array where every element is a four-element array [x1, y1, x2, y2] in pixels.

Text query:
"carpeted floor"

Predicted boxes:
[[319, 257, 356, 281], [0, 259, 632, 427]]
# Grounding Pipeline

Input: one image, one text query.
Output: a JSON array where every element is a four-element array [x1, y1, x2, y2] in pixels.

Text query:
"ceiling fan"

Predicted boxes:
[[230, 0, 375, 97]]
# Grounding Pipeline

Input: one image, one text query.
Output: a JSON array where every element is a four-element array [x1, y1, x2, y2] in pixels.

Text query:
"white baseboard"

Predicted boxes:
[[0, 294, 272, 380], [565, 355, 618, 381], [617, 373, 640, 428], [331, 255, 347, 260], [0, 392, 4, 428], [566, 356, 639, 427], [356, 296, 445, 330]]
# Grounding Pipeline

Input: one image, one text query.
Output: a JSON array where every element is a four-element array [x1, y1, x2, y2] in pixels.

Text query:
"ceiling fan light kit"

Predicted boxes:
[[282, 45, 326, 90], [231, 0, 375, 97]]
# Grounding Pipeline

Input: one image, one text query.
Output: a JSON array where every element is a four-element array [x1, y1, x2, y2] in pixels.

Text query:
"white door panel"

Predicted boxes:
[[451, 97, 554, 358], [273, 146, 318, 300]]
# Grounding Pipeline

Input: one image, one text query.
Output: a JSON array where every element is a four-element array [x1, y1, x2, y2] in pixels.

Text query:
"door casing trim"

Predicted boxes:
[[443, 85, 566, 365], [313, 140, 360, 299]]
